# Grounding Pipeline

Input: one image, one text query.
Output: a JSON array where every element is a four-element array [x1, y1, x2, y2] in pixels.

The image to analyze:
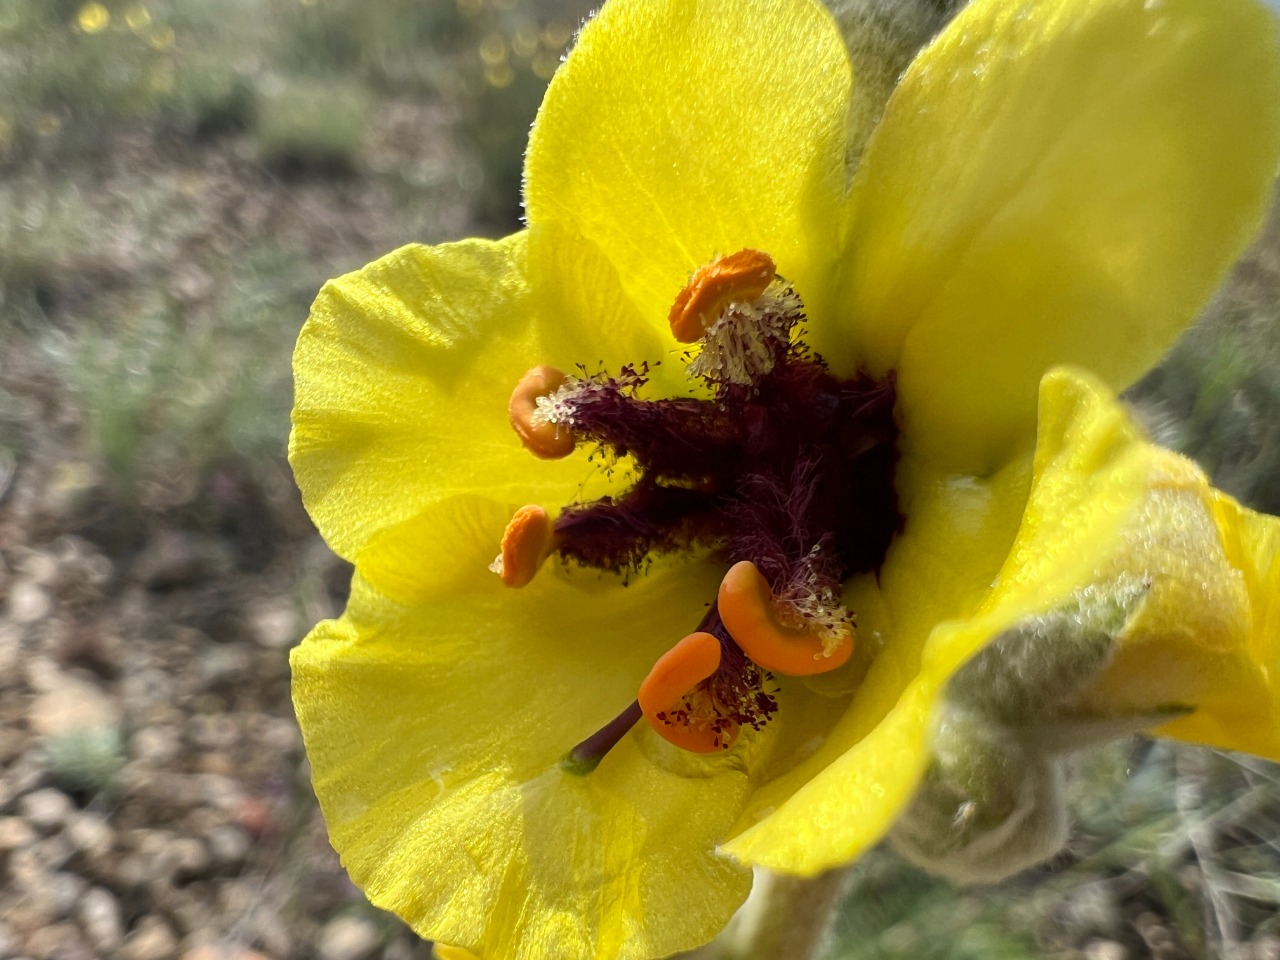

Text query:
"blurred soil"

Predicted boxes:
[[0, 124, 453, 958]]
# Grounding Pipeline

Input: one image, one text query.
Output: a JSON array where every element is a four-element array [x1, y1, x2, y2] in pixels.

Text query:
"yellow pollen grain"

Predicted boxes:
[[76, 2, 110, 33]]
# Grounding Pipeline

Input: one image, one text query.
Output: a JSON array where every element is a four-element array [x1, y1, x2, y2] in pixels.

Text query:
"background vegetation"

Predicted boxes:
[[2, 1, 1280, 958]]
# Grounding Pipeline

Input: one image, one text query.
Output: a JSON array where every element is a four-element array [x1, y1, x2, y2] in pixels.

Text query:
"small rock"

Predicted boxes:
[[120, 668, 177, 713], [197, 774, 246, 811], [252, 912, 292, 959], [261, 716, 301, 752], [181, 946, 271, 960], [29, 677, 122, 737], [27, 833, 73, 872], [186, 714, 239, 752], [46, 871, 87, 918], [318, 917, 382, 960], [121, 915, 179, 960], [1084, 941, 1128, 960], [194, 753, 233, 776], [382, 939, 416, 960], [79, 886, 124, 953], [18, 789, 73, 833], [248, 597, 299, 649], [0, 815, 36, 850], [206, 825, 251, 871], [196, 646, 253, 689], [19, 550, 60, 586], [0, 623, 22, 682], [4, 752, 49, 802], [65, 812, 114, 858], [132, 532, 232, 590], [131, 726, 182, 765], [233, 797, 273, 838], [159, 838, 211, 882], [7, 578, 51, 623], [24, 920, 86, 960], [116, 851, 151, 890]]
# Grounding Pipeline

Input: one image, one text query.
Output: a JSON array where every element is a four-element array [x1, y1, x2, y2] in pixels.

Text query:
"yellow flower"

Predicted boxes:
[[289, 0, 1280, 957]]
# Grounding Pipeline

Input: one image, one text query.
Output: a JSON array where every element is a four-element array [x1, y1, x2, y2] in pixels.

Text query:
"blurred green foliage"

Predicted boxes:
[[1129, 213, 1280, 515], [0, 0, 591, 513], [0, 0, 587, 200]]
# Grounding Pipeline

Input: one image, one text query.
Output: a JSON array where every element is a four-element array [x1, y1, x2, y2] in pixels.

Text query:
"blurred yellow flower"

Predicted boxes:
[[290, 0, 1280, 956]]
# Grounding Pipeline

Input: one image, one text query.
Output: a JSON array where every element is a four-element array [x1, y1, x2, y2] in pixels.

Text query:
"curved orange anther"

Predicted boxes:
[[668, 249, 777, 344], [638, 631, 738, 753], [508, 365, 576, 459], [495, 505, 557, 588], [717, 561, 852, 676]]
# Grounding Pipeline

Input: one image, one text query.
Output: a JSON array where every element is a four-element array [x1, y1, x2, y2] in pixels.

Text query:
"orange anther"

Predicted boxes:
[[509, 365, 576, 459], [668, 249, 777, 343], [495, 505, 557, 588], [638, 631, 737, 753], [717, 561, 852, 676]]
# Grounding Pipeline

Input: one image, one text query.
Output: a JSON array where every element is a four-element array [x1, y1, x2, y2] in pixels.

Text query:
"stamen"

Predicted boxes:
[[495, 247, 899, 763], [509, 365, 577, 459], [668, 249, 776, 344], [490, 504, 557, 588], [717, 560, 853, 676], [637, 631, 737, 753]]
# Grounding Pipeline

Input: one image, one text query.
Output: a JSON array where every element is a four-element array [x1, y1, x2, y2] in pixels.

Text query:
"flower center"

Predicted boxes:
[[496, 250, 900, 769]]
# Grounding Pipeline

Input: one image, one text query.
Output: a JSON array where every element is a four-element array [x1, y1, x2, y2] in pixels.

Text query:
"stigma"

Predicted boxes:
[[495, 250, 900, 767]]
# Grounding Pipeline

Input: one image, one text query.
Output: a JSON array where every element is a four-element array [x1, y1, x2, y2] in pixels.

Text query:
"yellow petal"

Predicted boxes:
[[844, 0, 1280, 472], [289, 233, 621, 563], [525, 221, 679, 391], [525, 0, 854, 340], [291, 560, 752, 960], [432, 946, 478, 960]]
